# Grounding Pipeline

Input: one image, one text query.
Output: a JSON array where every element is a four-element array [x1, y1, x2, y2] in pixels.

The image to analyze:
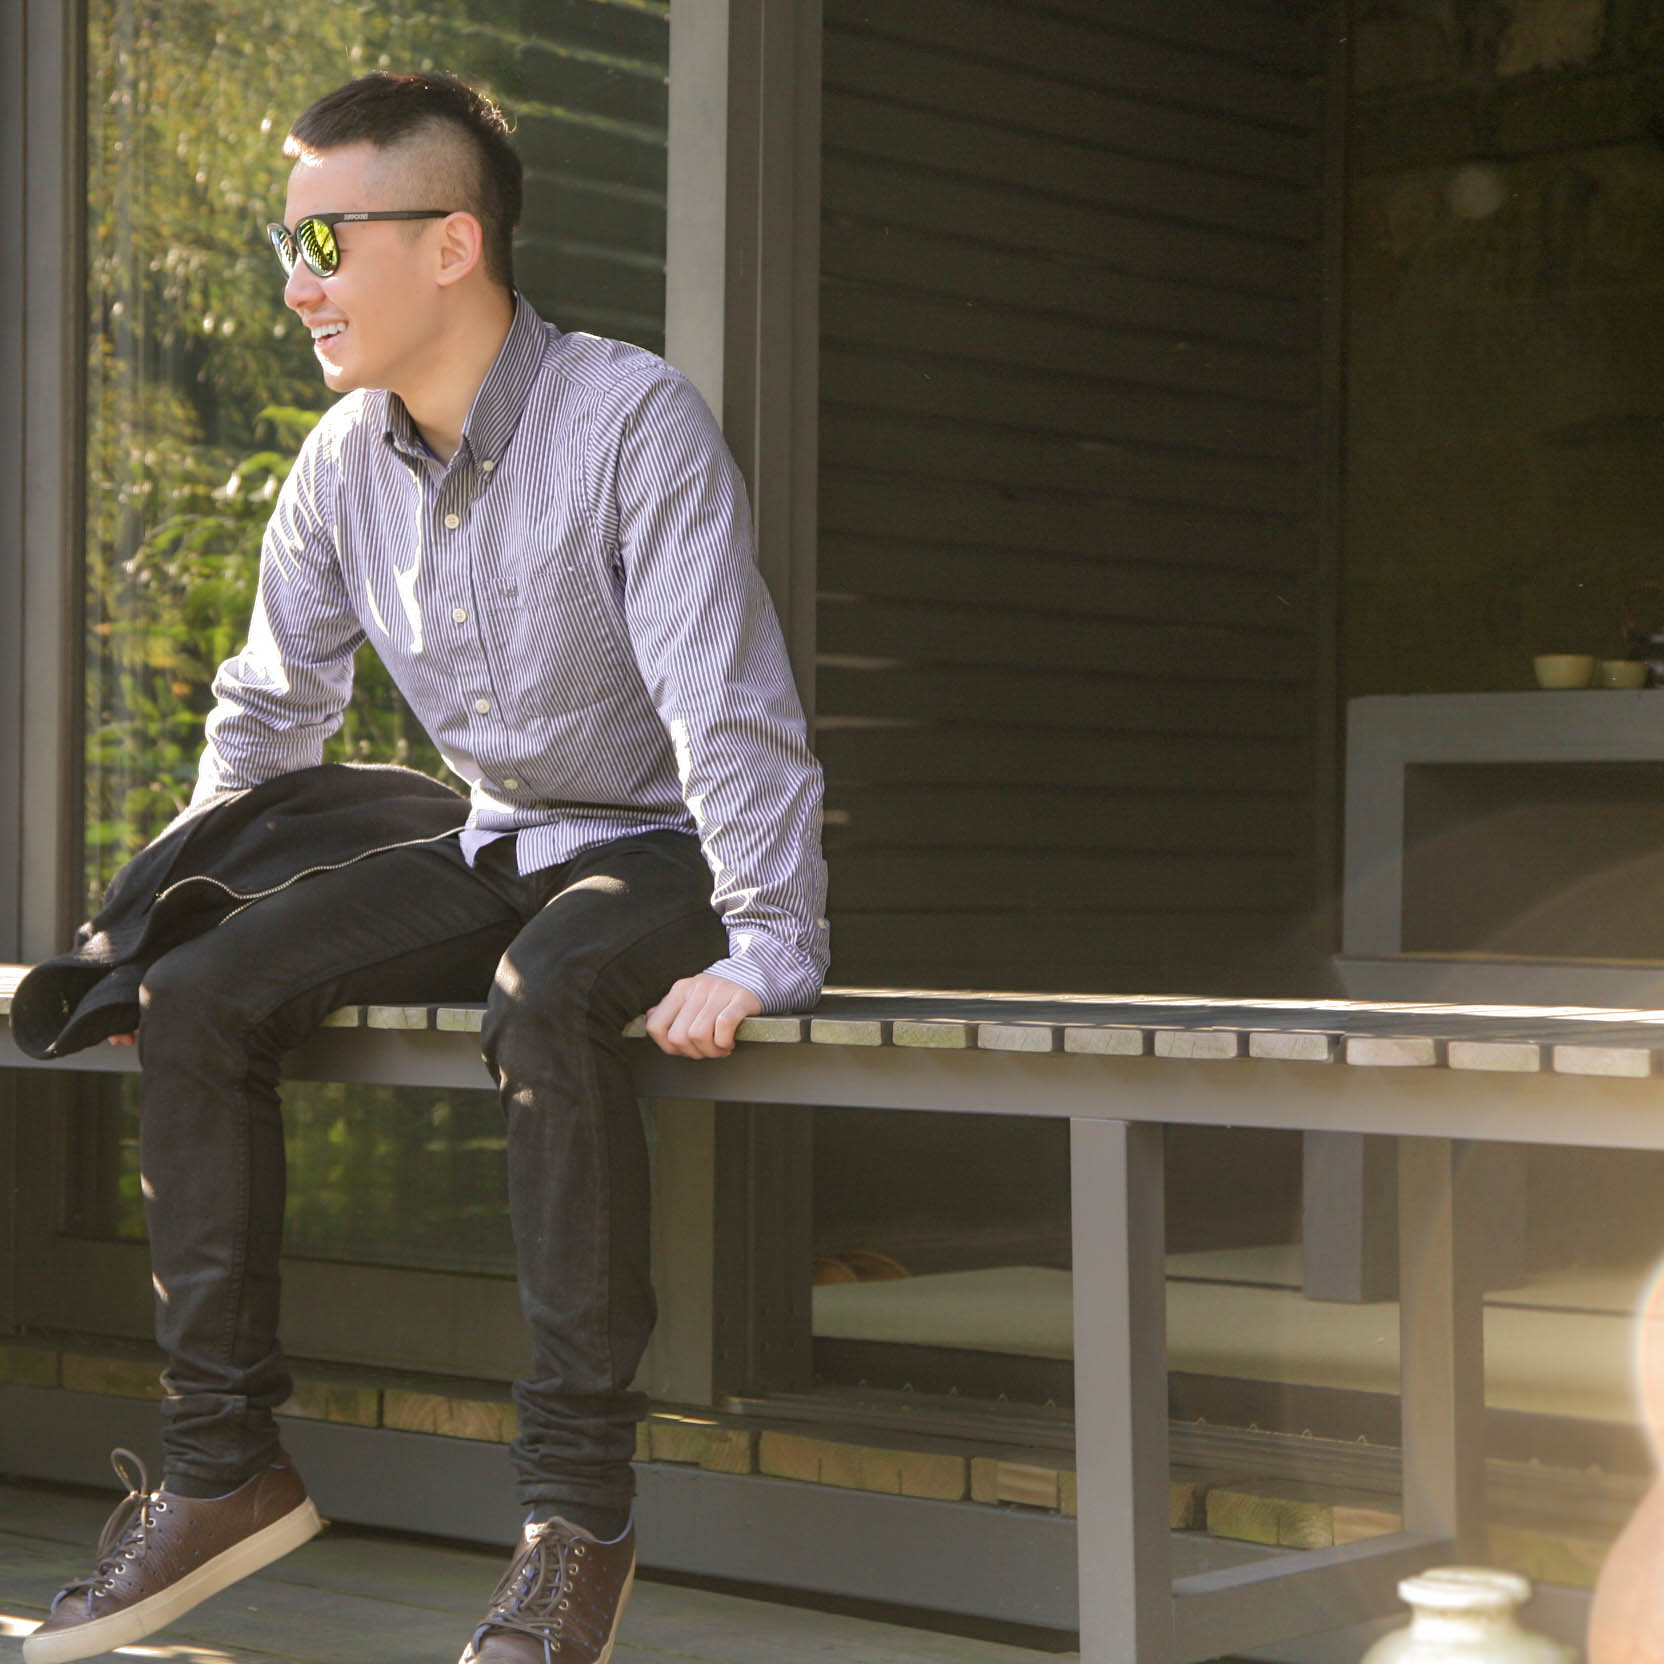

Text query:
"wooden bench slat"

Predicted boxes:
[[1063, 1025, 1148, 1056], [976, 1022, 1059, 1053], [738, 1016, 809, 1043], [436, 1007, 485, 1034], [892, 1020, 973, 1048], [1155, 1030, 1243, 1061], [1552, 1044, 1656, 1078], [1446, 1040, 1542, 1073], [1248, 1031, 1336, 1063], [365, 1006, 435, 1030], [809, 1017, 887, 1046], [1345, 1036, 1439, 1068]]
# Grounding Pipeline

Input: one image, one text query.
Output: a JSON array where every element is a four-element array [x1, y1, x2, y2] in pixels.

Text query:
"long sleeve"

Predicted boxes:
[[606, 372, 829, 1012], [192, 423, 365, 804]]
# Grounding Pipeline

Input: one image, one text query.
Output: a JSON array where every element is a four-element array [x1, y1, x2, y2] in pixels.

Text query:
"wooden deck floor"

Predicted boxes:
[[0, 1480, 1077, 1664]]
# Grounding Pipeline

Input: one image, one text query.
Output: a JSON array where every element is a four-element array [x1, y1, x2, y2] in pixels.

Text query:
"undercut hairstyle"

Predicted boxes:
[[285, 72, 522, 291]]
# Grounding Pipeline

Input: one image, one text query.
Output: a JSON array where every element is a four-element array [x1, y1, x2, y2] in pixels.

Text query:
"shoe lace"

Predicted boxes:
[[471, 1522, 584, 1658], [50, 1448, 161, 1614]]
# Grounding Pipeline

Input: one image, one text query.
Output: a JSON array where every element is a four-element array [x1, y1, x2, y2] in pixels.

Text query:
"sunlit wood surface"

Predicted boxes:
[[0, 1477, 1072, 1664]]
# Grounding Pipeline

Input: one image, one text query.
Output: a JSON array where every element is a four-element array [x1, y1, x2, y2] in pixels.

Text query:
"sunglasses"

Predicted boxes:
[[265, 210, 455, 279]]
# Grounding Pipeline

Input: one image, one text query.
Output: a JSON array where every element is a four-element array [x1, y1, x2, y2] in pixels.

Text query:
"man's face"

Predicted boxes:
[[280, 140, 445, 398]]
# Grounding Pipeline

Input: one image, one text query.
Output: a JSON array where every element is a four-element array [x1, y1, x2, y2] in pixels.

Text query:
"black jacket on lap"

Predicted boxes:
[[12, 763, 468, 1060]]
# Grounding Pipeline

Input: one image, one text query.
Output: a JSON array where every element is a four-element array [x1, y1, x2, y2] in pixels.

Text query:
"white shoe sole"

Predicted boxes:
[[23, 1496, 325, 1664]]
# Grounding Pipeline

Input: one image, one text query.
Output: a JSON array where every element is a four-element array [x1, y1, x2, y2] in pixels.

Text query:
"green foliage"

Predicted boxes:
[[82, 1, 502, 910], [98, 1077, 514, 1274]]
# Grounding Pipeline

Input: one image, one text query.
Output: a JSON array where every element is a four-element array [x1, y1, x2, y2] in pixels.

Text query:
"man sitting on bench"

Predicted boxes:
[[27, 70, 827, 1664]]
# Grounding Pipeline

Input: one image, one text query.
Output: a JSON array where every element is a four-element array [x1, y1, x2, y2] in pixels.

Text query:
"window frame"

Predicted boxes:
[[5, 0, 825, 1411]]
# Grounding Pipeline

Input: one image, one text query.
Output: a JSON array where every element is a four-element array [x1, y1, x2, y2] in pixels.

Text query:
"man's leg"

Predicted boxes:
[[27, 839, 526, 1664], [460, 830, 723, 1664], [137, 840, 519, 1492], [480, 830, 727, 1518]]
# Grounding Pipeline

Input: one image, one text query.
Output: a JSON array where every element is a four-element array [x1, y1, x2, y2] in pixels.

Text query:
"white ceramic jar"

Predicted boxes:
[[1361, 1567, 1577, 1664]]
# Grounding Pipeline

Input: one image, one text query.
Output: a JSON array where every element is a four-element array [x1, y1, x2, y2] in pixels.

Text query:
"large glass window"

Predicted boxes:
[[72, 0, 669, 1274], [84, 0, 670, 901]]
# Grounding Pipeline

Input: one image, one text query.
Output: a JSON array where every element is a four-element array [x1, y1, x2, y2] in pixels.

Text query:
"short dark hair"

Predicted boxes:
[[285, 72, 522, 291]]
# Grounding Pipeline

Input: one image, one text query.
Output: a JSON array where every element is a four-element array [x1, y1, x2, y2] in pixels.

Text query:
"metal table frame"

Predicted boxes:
[[10, 978, 1664, 1660]]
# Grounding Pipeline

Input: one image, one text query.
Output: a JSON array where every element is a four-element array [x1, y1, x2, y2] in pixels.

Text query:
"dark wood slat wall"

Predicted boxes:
[[816, 0, 1334, 993], [496, 0, 670, 353]]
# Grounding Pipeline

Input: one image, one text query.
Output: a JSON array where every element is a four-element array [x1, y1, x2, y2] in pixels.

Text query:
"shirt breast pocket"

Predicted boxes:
[[491, 551, 634, 720]]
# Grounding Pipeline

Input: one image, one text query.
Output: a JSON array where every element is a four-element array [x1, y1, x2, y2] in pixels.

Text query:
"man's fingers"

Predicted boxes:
[[645, 980, 693, 1047], [668, 986, 724, 1057], [646, 981, 710, 1057], [642, 971, 762, 1051], [645, 974, 762, 1058], [712, 997, 747, 1053]]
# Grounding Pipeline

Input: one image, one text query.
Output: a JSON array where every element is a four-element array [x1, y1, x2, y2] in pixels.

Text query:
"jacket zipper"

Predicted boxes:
[[153, 826, 465, 925]]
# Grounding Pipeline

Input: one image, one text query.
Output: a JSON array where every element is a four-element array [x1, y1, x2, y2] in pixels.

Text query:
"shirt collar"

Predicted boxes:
[[382, 292, 550, 468]]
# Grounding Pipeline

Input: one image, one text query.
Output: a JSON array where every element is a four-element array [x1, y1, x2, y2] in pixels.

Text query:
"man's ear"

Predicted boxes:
[[433, 211, 485, 287]]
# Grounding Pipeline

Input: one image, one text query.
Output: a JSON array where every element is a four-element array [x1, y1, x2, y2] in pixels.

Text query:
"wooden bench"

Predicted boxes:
[[9, 967, 1664, 1659]]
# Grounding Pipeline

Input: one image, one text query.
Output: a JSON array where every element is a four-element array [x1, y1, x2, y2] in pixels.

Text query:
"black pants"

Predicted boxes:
[[136, 826, 725, 1512]]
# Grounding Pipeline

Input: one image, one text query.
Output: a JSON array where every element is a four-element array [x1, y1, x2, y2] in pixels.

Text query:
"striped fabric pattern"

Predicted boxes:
[[195, 297, 829, 1011]]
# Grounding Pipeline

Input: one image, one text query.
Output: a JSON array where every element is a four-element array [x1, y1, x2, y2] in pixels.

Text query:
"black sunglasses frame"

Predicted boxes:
[[265, 210, 456, 278]]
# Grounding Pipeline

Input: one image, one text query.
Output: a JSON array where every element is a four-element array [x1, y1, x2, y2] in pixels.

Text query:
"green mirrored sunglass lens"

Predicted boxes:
[[296, 219, 338, 273], [268, 226, 296, 272]]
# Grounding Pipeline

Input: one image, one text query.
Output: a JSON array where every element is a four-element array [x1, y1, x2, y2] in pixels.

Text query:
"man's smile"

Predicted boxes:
[[309, 319, 347, 360]]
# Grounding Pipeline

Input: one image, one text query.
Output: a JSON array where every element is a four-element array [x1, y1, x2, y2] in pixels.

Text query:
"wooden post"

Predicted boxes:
[[658, 0, 823, 1412], [1303, 1130, 1398, 1303], [1397, 1136, 1487, 1556], [1072, 1117, 1173, 1663], [638, 1099, 721, 1406], [0, 0, 84, 963], [665, 0, 822, 708], [639, 1099, 815, 1407]]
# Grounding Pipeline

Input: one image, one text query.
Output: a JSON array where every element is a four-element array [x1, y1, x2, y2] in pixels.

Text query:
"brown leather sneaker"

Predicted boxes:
[[459, 1513, 636, 1663], [24, 1447, 324, 1664]]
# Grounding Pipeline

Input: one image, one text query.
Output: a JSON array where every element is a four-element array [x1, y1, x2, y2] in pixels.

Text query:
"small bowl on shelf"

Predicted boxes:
[[1533, 654, 1595, 689], [1596, 658, 1649, 689]]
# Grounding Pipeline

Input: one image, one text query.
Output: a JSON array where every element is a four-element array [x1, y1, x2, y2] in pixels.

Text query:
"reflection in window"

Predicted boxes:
[[71, 1077, 515, 1276], [78, 1, 668, 1276]]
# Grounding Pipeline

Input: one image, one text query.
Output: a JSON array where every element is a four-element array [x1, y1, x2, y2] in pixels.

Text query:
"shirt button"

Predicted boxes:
[[475, 697, 491, 715], [503, 777, 519, 790], [481, 459, 496, 471], [444, 512, 461, 529], [452, 606, 468, 623]]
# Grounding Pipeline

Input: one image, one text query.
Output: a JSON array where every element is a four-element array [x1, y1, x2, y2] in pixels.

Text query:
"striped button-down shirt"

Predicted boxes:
[[194, 296, 829, 1012]]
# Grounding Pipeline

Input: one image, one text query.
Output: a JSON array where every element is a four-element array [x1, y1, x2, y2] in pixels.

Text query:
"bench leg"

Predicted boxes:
[[1073, 1117, 1172, 1663], [639, 1098, 720, 1405], [1398, 1136, 1487, 1554], [1304, 1131, 1527, 1304], [1303, 1130, 1399, 1302], [638, 1099, 814, 1407]]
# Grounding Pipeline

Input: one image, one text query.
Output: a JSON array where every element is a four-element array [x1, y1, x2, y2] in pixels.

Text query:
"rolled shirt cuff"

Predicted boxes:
[[704, 924, 829, 1015]]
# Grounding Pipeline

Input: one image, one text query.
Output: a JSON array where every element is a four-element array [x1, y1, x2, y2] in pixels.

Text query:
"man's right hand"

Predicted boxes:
[[109, 1033, 136, 1046]]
